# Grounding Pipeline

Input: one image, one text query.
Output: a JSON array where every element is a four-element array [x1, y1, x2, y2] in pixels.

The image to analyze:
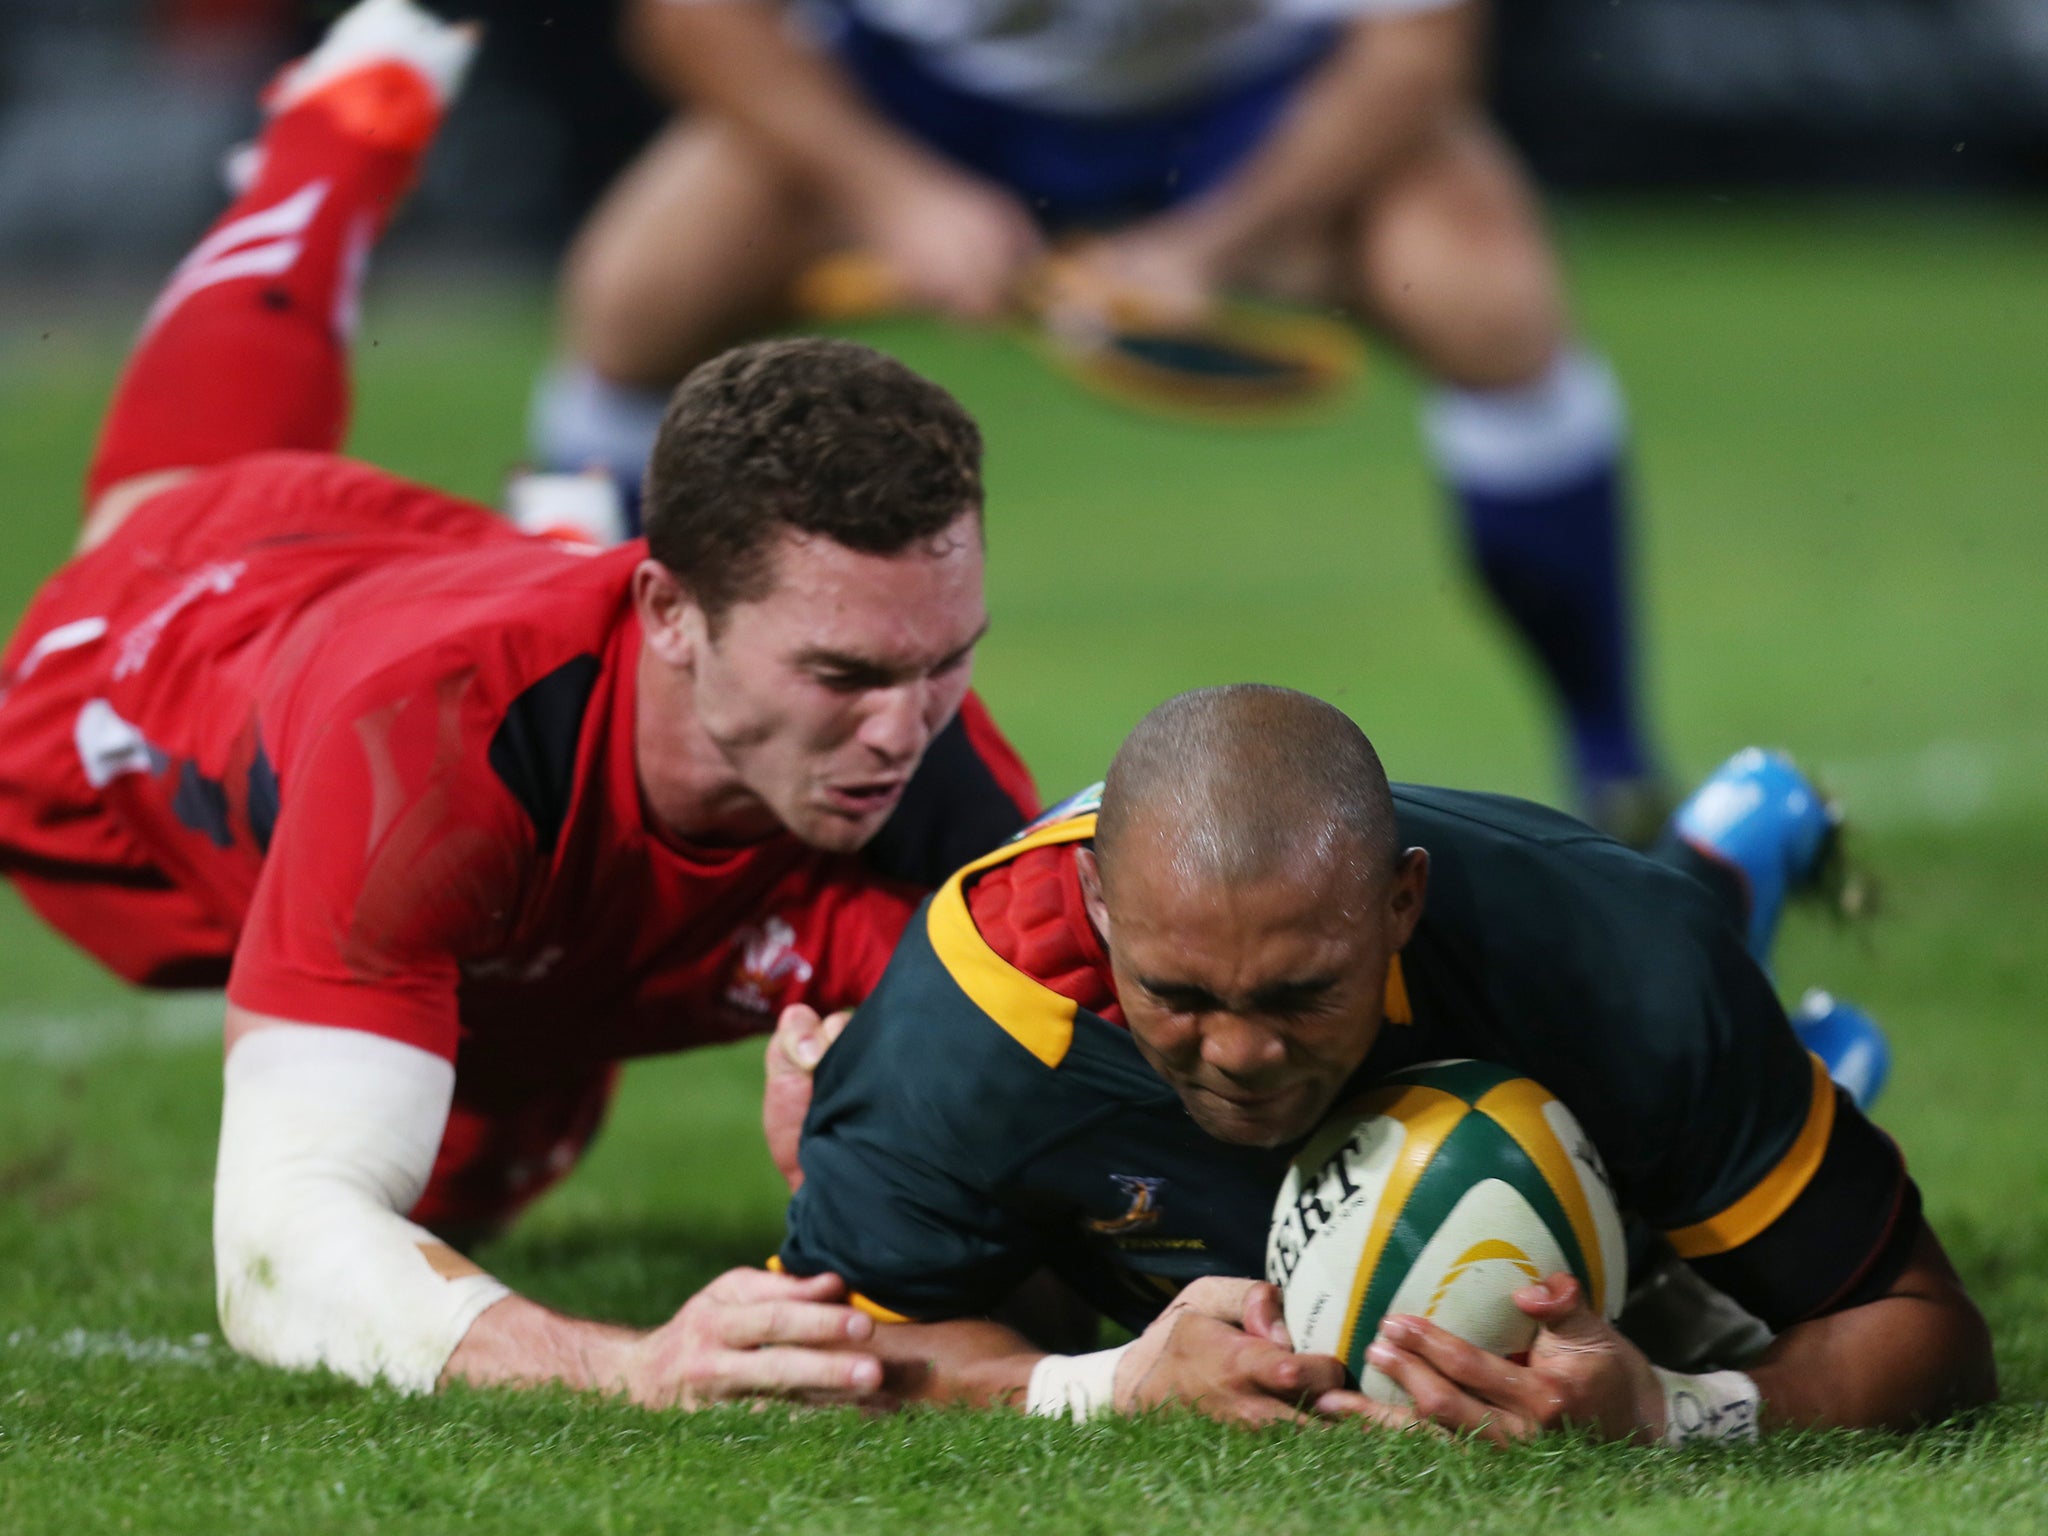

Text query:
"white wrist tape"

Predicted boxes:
[[1026, 1343, 1133, 1422], [214, 1025, 510, 1394], [1655, 1366, 1762, 1446]]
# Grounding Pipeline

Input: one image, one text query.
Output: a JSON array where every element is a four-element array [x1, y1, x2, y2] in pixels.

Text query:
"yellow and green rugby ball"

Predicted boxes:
[[1265, 1060, 1628, 1402]]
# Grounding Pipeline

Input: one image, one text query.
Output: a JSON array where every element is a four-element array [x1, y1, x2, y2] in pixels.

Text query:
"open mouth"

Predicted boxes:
[[823, 781, 905, 817]]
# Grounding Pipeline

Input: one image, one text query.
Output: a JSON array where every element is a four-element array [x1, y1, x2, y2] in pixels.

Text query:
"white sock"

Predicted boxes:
[[528, 363, 669, 489], [1422, 347, 1628, 497]]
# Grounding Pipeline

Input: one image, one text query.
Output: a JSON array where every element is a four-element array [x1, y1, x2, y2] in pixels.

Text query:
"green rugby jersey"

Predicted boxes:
[[781, 785, 1917, 1337]]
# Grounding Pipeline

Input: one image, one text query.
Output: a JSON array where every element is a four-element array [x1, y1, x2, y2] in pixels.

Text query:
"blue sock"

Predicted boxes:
[[528, 362, 665, 537], [1424, 349, 1652, 792]]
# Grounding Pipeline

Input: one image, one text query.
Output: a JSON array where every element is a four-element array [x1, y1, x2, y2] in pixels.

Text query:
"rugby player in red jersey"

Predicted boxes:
[[0, 0, 1034, 1407]]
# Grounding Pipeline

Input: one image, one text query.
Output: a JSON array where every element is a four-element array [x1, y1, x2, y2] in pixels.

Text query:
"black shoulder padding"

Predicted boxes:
[[487, 654, 602, 856], [862, 711, 1026, 888]]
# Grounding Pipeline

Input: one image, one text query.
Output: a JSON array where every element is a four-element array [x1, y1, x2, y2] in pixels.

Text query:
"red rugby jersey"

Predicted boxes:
[[0, 453, 1036, 1063]]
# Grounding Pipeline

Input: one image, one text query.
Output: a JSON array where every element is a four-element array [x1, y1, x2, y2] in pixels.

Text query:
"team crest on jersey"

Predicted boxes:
[[1085, 1174, 1165, 1235], [1017, 781, 1103, 838], [725, 916, 815, 1014]]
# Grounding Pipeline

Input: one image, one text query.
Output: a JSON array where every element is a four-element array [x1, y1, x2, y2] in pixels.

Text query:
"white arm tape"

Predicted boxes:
[[214, 1025, 511, 1394], [1025, 1342, 1132, 1422], [1655, 1366, 1763, 1446]]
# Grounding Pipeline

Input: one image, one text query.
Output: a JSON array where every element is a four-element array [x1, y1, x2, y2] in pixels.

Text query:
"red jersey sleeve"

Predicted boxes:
[[227, 664, 535, 1059]]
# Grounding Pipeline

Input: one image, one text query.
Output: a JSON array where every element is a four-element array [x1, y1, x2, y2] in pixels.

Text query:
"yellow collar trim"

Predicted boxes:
[[924, 814, 1099, 1069], [1384, 953, 1413, 1025]]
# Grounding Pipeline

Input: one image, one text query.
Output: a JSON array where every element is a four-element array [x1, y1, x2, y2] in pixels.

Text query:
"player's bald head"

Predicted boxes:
[[1094, 686, 1399, 905]]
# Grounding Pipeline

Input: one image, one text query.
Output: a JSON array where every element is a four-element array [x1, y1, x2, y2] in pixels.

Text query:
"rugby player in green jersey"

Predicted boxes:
[[774, 686, 1995, 1441]]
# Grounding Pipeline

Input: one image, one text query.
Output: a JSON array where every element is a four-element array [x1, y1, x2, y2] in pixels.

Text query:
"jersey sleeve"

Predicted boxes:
[[227, 667, 534, 1059], [1570, 876, 1918, 1330], [778, 911, 1049, 1321], [858, 691, 1038, 890]]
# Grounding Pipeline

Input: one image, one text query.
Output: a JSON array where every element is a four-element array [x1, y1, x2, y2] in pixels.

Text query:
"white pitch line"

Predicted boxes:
[[0, 991, 221, 1064], [3, 1326, 220, 1367], [1813, 732, 2048, 831]]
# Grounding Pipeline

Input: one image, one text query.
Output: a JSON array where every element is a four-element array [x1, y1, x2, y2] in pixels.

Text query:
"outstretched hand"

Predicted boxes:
[[624, 1267, 886, 1411], [1114, 1276, 1347, 1427], [762, 1004, 851, 1190], [1318, 1274, 1665, 1443]]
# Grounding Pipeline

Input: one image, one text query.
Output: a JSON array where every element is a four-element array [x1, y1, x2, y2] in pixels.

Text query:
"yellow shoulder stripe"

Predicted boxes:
[[924, 815, 1099, 1069], [1666, 1053, 1837, 1260]]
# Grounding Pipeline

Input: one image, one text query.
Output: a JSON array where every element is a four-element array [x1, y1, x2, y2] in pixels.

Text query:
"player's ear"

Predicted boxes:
[[632, 558, 705, 668], [1386, 847, 1429, 948], [1075, 847, 1111, 944]]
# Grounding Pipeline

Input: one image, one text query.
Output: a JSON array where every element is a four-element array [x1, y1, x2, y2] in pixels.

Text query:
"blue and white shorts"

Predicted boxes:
[[835, 19, 1335, 231]]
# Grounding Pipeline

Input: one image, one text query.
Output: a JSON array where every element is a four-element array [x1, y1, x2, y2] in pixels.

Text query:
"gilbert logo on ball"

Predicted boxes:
[[1266, 1060, 1627, 1403]]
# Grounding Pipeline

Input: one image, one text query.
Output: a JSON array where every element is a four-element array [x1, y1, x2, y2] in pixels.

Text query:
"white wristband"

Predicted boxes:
[[1025, 1343, 1133, 1422], [1655, 1366, 1762, 1446]]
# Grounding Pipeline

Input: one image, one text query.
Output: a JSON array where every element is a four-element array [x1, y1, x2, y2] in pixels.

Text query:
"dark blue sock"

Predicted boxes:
[[1455, 453, 1649, 787], [1425, 350, 1655, 798]]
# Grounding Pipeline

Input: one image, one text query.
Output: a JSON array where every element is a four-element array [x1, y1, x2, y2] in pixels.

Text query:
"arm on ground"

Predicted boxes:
[[1340, 1221, 1994, 1442], [853, 1277, 1345, 1427], [215, 1006, 884, 1407], [1743, 1221, 1996, 1430]]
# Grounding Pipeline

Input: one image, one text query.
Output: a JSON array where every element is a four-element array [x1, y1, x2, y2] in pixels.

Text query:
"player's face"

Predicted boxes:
[[640, 513, 988, 852], [1083, 845, 1428, 1149]]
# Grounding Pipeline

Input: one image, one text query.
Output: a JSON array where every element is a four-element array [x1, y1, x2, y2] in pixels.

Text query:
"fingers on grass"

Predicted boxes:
[[1314, 1389, 1436, 1436], [716, 1345, 885, 1401]]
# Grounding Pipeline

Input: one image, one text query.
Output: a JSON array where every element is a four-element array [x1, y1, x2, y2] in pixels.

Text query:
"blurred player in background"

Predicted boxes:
[[0, 0, 1034, 1407], [533, 0, 1666, 837]]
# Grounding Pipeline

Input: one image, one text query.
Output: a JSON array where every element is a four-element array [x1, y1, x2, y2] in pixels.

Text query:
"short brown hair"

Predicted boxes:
[[643, 338, 984, 619]]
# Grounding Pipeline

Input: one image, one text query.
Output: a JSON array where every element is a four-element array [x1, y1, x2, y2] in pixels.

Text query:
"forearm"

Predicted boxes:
[[440, 1293, 642, 1394], [633, 0, 951, 198], [1745, 1227, 1997, 1431], [1170, 5, 1481, 262], [867, 1319, 1046, 1409]]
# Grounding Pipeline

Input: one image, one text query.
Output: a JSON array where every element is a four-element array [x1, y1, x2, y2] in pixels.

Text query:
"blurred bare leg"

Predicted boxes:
[[1350, 116, 1661, 831], [533, 117, 838, 484]]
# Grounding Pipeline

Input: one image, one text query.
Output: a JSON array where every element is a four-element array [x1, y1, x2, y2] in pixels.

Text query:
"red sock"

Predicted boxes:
[[84, 100, 430, 505]]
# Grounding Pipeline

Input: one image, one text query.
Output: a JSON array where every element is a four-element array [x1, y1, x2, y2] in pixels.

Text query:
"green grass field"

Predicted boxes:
[[3, 202, 2046, 1533]]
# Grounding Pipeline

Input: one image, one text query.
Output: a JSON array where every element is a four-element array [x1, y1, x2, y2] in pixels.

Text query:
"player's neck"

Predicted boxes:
[[632, 639, 783, 847]]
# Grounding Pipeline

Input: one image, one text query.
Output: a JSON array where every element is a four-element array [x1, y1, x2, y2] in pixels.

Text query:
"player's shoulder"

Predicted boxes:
[[285, 544, 641, 846], [1396, 782, 1720, 918], [1396, 782, 1739, 1021], [814, 808, 1103, 1124], [864, 808, 1102, 1059]]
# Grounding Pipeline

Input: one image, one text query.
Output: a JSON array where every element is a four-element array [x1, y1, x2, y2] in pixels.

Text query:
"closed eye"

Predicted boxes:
[[1140, 982, 1222, 1015], [1250, 979, 1340, 1018]]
